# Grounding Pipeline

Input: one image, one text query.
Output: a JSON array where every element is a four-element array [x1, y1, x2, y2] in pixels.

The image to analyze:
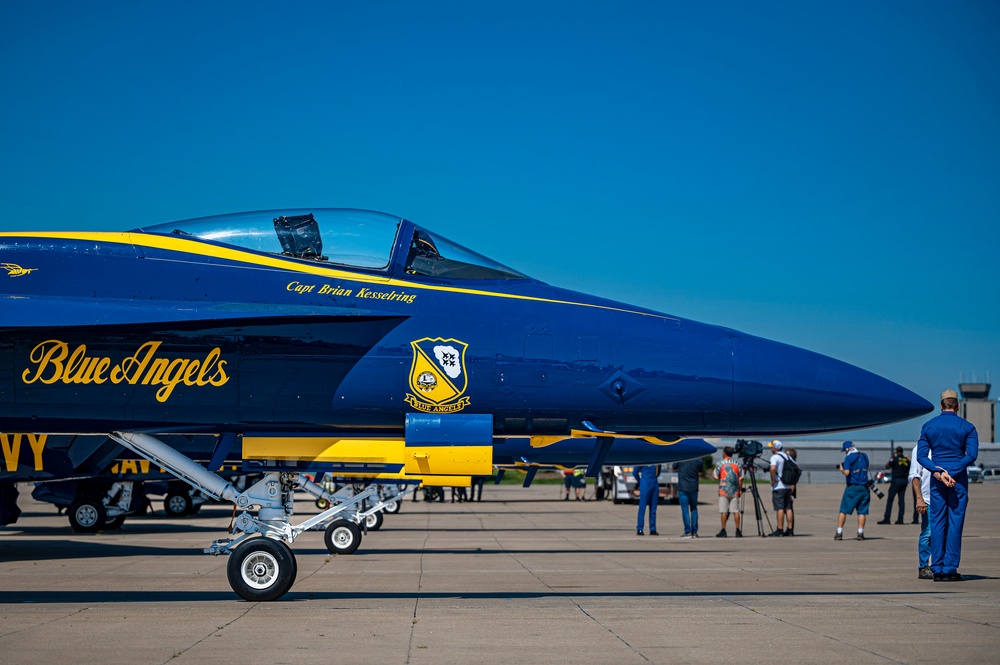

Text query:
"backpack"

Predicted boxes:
[[779, 453, 802, 486]]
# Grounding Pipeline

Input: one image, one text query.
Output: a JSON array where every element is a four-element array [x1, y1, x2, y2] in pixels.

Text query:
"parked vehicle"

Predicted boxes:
[[967, 465, 984, 483], [982, 468, 1000, 482], [609, 465, 677, 504]]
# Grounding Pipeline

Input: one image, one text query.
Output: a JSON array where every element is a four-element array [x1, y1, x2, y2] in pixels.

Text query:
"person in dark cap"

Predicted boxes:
[[878, 446, 911, 524], [835, 441, 870, 540], [917, 389, 979, 581]]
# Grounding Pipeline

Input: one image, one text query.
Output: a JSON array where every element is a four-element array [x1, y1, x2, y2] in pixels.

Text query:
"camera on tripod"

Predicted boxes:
[[734, 439, 763, 459]]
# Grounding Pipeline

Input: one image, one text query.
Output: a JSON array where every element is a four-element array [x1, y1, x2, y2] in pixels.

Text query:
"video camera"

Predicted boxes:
[[734, 439, 763, 459]]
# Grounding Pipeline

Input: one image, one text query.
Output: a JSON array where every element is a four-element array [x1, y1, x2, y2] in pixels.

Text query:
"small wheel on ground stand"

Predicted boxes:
[[364, 510, 384, 531], [383, 500, 400, 514], [226, 537, 297, 601], [324, 519, 362, 554]]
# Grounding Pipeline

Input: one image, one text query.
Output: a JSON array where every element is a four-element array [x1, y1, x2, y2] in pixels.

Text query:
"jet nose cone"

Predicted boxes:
[[731, 334, 932, 435]]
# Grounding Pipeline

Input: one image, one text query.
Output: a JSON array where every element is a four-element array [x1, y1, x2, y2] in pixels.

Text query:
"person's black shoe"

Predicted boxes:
[[650, 530, 659, 536], [769, 530, 785, 537], [933, 573, 944, 582], [636, 529, 644, 536], [734, 529, 743, 538], [941, 572, 964, 581], [856, 533, 865, 540], [784, 529, 794, 537], [912, 520, 920, 524], [895, 520, 904, 525], [877, 519, 890, 525], [716, 529, 727, 537], [834, 532, 843, 540]]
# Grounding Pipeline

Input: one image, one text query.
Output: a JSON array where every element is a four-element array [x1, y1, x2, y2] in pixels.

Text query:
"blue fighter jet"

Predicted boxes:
[[0, 208, 931, 600]]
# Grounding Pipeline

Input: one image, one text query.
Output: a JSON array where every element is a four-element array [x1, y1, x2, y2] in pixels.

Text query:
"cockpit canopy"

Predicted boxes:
[[136, 208, 528, 280]]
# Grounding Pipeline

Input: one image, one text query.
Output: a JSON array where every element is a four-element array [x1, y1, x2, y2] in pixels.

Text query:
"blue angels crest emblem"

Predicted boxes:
[[405, 337, 471, 413]]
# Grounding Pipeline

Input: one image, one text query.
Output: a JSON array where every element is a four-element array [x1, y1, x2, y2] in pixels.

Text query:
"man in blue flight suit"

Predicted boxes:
[[635, 464, 660, 536], [917, 389, 979, 582]]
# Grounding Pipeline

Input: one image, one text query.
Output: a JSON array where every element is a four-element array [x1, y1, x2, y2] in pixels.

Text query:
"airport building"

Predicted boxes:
[[959, 381, 996, 443]]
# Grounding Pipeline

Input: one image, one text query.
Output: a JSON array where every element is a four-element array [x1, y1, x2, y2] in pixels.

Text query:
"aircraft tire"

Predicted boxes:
[[104, 515, 126, 530], [324, 519, 362, 555], [364, 511, 384, 531], [164, 492, 193, 518], [383, 500, 401, 514], [227, 537, 297, 602], [68, 498, 107, 533]]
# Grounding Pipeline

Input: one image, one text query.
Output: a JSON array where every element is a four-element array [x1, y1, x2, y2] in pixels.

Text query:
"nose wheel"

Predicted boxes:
[[68, 498, 107, 533], [226, 537, 298, 601]]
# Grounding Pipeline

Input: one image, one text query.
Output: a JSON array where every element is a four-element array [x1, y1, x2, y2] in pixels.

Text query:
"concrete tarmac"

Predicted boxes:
[[1, 482, 998, 664]]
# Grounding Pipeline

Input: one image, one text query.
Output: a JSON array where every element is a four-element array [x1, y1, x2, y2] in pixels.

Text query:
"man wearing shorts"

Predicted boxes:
[[713, 446, 742, 537], [768, 441, 794, 537], [835, 441, 870, 540]]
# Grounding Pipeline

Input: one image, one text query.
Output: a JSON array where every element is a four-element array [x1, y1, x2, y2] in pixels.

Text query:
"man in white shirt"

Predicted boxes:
[[909, 443, 933, 579], [768, 440, 794, 537]]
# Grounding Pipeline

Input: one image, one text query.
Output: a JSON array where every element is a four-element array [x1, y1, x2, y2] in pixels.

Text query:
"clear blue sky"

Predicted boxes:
[[2, 1, 997, 441]]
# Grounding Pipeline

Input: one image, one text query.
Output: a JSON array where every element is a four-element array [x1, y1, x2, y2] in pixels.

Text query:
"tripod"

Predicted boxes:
[[738, 457, 773, 537]]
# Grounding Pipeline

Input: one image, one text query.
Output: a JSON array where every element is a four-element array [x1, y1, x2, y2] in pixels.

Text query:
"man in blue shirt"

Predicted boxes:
[[835, 441, 870, 540], [634, 464, 660, 536], [673, 458, 703, 538], [917, 389, 979, 582]]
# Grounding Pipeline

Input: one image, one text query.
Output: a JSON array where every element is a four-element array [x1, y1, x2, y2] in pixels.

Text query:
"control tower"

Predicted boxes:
[[958, 380, 995, 443]]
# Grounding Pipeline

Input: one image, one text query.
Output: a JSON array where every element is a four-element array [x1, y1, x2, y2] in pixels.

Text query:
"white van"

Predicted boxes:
[[608, 465, 678, 504]]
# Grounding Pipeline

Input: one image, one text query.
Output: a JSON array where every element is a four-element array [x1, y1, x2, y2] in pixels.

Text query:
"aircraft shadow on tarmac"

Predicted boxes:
[[1, 521, 243, 537], [0, 540, 204, 562], [293, 547, 767, 556], [382, 526, 648, 532], [0, 589, 961, 605]]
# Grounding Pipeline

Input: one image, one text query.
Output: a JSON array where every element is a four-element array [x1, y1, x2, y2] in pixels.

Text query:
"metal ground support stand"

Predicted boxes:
[[298, 479, 418, 553], [377, 483, 408, 514], [109, 431, 377, 601]]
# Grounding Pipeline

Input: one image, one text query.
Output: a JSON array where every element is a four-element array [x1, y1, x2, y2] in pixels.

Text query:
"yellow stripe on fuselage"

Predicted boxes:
[[0, 231, 677, 320], [243, 437, 405, 463], [242, 436, 491, 476], [327, 470, 471, 487]]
